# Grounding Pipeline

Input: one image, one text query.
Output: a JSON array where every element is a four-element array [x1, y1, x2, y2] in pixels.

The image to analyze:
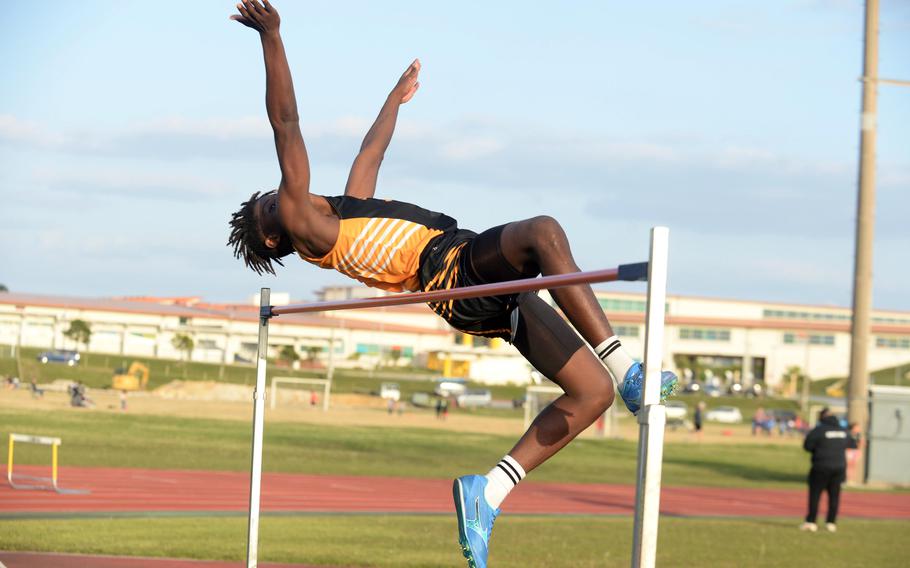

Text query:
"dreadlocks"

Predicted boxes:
[[227, 190, 288, 276]]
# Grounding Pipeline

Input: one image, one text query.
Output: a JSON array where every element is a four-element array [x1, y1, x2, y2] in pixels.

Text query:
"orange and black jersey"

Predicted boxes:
[[300, 196, 471, 292]]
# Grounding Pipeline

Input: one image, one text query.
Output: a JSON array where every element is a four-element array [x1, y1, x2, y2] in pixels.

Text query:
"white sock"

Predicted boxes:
[[484, 455, 526, 509], [595, 336, 635, 385]]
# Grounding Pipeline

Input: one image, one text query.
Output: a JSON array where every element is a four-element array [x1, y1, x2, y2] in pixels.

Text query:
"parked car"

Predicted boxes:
[[681, 382, 701, 394], [705, 406, 744, 423], [379, 382, 401, 401], [702, 385, 723, 398], [410, 392, 433, 408], [664, 401, 689, 421], [434, 378, 467, 397], [36, 350, 80, 366], [456, 389, 492, 408]]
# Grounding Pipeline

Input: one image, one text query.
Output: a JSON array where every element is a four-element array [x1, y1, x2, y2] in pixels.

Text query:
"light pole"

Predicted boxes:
[[846, 0, 879, 463]]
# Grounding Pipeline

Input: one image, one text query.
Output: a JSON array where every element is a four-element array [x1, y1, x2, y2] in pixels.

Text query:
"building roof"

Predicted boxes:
[[0, 292, 449, 336]]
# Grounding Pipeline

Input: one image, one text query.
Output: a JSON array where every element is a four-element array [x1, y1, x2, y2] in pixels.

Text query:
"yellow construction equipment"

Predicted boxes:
[[826, 378, 846, 398], [112, 362, 149, 391]]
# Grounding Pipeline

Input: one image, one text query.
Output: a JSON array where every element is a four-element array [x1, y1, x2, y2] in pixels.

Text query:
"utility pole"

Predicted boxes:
[[847, 0, 879, 484]]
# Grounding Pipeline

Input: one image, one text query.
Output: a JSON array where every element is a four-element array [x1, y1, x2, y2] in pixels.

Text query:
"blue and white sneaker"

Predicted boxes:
[[617, 361, 678, 415], [453, 475, 499, 568]]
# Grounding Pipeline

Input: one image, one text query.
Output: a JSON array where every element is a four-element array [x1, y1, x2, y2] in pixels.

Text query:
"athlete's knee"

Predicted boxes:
[[527, 215, 569, 253], [585, 374, 615, 413]]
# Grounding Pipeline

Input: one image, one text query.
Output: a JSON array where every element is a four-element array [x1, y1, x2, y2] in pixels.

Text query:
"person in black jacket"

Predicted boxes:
[[800, 408, 858, 532]]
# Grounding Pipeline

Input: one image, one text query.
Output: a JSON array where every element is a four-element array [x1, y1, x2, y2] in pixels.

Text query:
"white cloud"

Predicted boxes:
[[32, 167, 233, 200], [439, 136, 504, 161], [0, 114, 67, 147], [131, 115, 269, 139]]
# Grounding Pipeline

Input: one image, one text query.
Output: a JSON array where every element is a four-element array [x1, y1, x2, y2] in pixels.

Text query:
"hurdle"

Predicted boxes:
[[244, 227, 670, 568], [7, 433, 62, 492]]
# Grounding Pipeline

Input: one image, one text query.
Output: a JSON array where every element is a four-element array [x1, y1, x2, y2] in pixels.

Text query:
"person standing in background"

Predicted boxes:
[[693, 401, 705, 441], [800, 408, 858, 533]]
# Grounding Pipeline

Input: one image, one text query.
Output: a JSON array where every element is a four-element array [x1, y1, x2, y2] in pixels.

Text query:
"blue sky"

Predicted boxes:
[[1, 0, 908, 309]]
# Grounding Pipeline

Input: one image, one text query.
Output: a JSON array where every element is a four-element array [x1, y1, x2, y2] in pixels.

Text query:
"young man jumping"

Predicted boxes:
[[228, 2, 677, 566]]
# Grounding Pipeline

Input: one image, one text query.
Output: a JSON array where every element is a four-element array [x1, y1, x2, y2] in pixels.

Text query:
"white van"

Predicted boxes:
[[434, 378, 467, 397], [380, 383, 401, 401], [456, 389, 492, 408]]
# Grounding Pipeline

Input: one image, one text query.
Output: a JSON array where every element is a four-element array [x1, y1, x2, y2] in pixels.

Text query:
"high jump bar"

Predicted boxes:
[[268, 262, 648, 317], [246, 229, 669, 568]]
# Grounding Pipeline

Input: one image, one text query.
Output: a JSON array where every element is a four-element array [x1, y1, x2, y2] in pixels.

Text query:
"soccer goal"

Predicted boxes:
[[523, 385, 564, 429], [269, 376, 331, 412], [523, 385, 620, 438]]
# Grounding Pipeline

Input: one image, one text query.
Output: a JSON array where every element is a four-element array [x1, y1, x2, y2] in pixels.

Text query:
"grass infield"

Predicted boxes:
[[1, 515, 907, 567], [0, 406, 808, 488]]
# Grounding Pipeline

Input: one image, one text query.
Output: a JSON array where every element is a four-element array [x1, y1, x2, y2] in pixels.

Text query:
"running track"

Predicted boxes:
[[3, 466, 909, 519], [2, 466, 909, 567]]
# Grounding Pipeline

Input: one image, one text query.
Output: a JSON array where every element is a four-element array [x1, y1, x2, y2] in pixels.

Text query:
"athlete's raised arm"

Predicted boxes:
[[232, 1, 311, 218], [344, 59, 420, 199]]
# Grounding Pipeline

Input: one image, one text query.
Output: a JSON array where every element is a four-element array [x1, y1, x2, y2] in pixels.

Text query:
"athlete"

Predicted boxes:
[[228, 2, 677, 566]]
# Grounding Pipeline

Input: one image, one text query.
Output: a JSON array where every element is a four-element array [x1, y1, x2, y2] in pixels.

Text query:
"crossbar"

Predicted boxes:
[[270, 264, 644, 317]]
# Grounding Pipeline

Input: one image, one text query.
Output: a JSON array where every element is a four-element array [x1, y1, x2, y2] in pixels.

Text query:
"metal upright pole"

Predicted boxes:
[[246, 288, 271, 568], [847, 0, 878, 484], [631, 227, 670, 568]]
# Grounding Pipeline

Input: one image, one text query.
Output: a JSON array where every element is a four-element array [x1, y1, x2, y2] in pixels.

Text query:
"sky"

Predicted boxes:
[[1, 0, 908, 310]]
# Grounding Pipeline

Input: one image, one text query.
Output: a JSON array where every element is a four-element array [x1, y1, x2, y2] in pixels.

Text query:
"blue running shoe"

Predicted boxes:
[[617, 361, 679, 415], [453, 475, 499, 568]]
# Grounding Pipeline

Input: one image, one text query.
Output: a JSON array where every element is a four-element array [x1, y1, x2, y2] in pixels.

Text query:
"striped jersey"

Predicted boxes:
[[300, 196, 461, 292]]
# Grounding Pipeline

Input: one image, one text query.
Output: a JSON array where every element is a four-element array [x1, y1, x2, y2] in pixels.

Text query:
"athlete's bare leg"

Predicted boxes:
[[510, 338, 614, 472], [497, 216, 614, 348]]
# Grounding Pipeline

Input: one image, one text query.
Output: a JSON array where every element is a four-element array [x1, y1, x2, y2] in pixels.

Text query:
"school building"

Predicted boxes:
[[0, 287, 908, 388]]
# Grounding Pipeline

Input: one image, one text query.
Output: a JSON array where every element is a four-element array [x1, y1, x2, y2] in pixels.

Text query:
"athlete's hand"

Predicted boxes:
[[230, 0, 280, 35], [391, 59, 421, 104]]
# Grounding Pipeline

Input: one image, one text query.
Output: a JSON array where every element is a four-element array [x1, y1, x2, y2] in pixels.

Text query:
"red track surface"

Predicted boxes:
[[3, 466, 909, 519]]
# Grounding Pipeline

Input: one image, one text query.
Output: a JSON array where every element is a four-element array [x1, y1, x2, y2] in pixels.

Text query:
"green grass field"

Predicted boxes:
[[1, 516, 906, 567], [4, 350, 908, 567], [0, 345, 531, 401], [2, 403, 908, 566], [1, 406, 807, 488]]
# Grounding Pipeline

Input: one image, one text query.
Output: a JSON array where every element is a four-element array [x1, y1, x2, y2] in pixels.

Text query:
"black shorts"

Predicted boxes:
[[418, 226, 520, 339], [418, 225, 587, 378]]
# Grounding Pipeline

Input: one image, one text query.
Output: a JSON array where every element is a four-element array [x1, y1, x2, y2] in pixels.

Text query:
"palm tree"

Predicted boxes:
[[171, 334, 195, 377], [279, 345, 300, 367], [63, 320, 92, 364]]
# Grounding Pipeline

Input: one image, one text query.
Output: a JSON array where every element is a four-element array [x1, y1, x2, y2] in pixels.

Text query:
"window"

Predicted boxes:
[[679, 328, 730, 341], [356, 344, 414, 357], [783, 332, 835, 346], [598, 298, 647, 312], [876, 336, 910, 349], [763, 309, 849, 322], [614, 325, 640, 338]]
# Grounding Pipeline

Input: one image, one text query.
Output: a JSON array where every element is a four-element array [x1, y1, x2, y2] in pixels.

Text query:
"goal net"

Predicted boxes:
[[523, 385, 619, 438], [270, 377, 331, 412], [523, 386, 563, 429]]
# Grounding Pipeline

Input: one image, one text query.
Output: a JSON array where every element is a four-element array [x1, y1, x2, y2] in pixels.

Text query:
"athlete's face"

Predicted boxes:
[[256, 190, 282, 249]]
